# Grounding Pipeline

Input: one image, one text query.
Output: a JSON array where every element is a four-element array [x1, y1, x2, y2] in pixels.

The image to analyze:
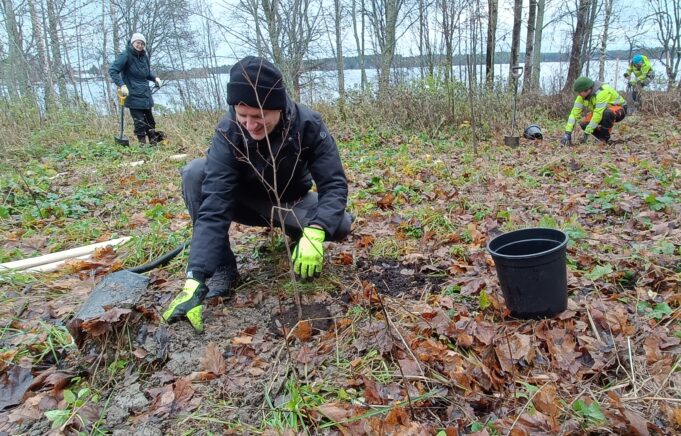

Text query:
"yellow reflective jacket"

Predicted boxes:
[[565, 82, 627, 134], [625, 55, 654, 81]]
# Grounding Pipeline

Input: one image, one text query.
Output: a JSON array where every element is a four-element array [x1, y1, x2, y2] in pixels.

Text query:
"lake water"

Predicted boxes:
[[75, 58, 667, 113]]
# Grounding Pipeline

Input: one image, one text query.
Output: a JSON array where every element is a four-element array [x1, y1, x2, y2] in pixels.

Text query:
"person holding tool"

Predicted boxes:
[[561, 77, 627, 145], [163, 56, 353, 332], [624, 54, 654, 109], [109, 32, 163, 144]]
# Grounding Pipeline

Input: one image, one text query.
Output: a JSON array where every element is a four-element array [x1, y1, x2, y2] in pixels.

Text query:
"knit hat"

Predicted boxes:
[[131, 33, 146, 45], [227, 56, 287, 110], [573, 76, 594, 93]]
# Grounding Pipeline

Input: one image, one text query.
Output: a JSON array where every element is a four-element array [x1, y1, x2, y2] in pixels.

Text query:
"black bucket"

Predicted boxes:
[[487, 228, 568, 319]]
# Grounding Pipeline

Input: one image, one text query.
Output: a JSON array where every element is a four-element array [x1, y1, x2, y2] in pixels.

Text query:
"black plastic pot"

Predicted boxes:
[[487, 228, 568, 319]]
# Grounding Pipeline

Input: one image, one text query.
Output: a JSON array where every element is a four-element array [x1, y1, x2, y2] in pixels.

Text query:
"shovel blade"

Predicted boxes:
[[115, 135, 130, 146], [504, 136, 520, 148]]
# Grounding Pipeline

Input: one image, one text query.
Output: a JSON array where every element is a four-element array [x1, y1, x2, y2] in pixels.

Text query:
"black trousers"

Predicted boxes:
[[128, 108, 156, 140], [579, 106, 626, 142]]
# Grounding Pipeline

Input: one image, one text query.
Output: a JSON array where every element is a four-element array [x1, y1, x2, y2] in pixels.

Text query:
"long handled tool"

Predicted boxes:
[[503, 66, 524, 148], [114, 89, 130, 146]]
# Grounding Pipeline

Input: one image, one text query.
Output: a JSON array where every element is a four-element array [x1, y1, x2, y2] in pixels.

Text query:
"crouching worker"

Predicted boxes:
[[163, 56, 353, 332], [561, 77, 627, 145]]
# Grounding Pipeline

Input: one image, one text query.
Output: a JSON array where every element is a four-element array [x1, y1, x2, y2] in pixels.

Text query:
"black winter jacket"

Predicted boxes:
[[108, 44, 157, 109], [187, 98, 348, 277]]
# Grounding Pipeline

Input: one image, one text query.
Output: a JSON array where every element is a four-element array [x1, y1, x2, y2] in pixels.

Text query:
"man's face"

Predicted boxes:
[[578, 89, 591, 99], [235, 104, 282, 141], [132, 40, 145, 52]]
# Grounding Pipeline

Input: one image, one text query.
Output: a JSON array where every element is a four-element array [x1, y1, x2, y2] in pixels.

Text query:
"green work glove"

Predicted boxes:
[[292, 227, 325, 280], [584, 126, 594, 135], [162, 278, 208, 332]]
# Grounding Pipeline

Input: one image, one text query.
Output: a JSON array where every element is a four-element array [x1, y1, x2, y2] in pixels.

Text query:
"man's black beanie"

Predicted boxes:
[[227, 56, 287, 110]]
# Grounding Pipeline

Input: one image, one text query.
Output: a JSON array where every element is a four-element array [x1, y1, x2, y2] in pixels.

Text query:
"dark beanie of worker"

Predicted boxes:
[[227, 56, 287, 110], [573, 76, 594, 93]]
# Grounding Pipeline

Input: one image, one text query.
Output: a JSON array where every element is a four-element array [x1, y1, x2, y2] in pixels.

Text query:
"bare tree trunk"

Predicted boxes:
[[351, 0, 368, 91], [58, 19, 82, 104], [598, 0, 613, 81], [417, 0, 433, 78], [333, 0, 346, 116], [369, 0, 404, 95], [2, 0, 33, 99], [29, 0, 55, 110], [109, 0, 121, 56], [562, 0, 590, 93], [522, 0, 537, 94], [509, 0, 522, 86], [580, 0, 599, 76], [46, 0, 68, 100], [441, 0, 453, 84], [457, 25, 463, 82], [486, 0, 498, 88], [531, 0, 545, 90], [101, 0, 114, 115]]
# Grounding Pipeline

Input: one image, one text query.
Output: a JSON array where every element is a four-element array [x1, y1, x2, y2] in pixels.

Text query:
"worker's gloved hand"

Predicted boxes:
[[119, 85, 129, 96], [155, 78, 162, 88], [292, 227, 325, 280], [624, 72, 630, 79], [581, 133, 589, 144], [561, 132, 572, 146], [162, 278, 208, 332], [584, 126, 594, 135]]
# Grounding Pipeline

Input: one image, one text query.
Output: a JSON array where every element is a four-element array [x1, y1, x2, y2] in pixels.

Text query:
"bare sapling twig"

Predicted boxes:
[[223, 78, 306, 320]]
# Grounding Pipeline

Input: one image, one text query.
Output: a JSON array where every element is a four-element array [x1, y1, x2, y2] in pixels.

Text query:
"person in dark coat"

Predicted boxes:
[[163, 56, 353, 332], [109, 33, 162, 144]]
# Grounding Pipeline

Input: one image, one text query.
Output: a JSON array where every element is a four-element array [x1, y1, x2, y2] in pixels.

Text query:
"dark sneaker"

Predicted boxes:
[[206, 266, 239, 299]]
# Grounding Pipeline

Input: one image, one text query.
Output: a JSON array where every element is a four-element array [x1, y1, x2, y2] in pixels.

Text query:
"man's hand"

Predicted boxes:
[[119, 85, 129, 96], [155, 78, 162, 88], [163, 278, 208, 332], [292, 227, 325, 280], [561, 132, 572, 146]]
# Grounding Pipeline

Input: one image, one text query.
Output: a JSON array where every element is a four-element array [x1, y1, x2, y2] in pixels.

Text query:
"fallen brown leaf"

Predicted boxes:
[[292, 320, 313, 342], [201, 342, 226, 375]]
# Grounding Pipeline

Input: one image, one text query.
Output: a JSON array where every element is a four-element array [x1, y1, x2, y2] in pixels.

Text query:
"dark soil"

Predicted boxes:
[[268, 302, 332, 335], [357, 259, 446, 298]]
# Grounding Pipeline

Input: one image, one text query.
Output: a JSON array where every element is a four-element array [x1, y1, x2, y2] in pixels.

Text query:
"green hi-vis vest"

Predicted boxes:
[[626, 55, 654, 81], [565, 83, 626, 134]]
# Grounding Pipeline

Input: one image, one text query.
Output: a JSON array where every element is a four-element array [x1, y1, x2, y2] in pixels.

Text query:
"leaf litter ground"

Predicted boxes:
[[0, 113, 680, 435]]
